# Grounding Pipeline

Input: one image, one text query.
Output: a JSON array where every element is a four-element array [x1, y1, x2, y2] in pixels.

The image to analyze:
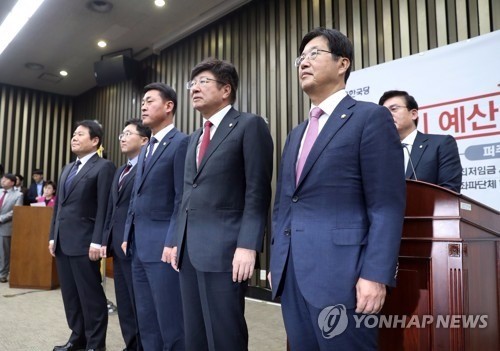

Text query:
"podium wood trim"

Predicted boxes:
[[379, 180, 500, 351], [9, 206, 59, 290]]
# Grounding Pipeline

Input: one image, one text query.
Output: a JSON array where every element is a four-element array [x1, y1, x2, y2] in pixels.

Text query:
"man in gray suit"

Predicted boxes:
[[170, 58, 273, 351], [101, 119, 150, 350], [49, 120, 116, 351], [0, 173, 24, 283]]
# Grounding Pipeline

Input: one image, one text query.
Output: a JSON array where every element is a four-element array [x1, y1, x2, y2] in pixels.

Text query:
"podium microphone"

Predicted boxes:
[[402, 143, 418, 181]]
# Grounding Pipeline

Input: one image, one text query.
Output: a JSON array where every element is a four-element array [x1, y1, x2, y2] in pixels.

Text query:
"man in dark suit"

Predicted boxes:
[[14, 174, 29, 206], [170, 58, 273, 351], [27, 168, 45, 203], [269, 28, 406, 350], [122, 83, 187, 351], [49, 120, 116, 351], [100, 119, 150, 351], [379, 90, 463, 192]]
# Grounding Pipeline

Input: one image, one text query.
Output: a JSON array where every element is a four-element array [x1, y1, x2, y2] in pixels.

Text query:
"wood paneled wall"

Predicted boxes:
[[0, 84, 72, 184], [1, 0, 498, 287]]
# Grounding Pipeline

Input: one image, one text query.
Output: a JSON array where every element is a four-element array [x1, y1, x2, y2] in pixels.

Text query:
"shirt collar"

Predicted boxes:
[[128, 155, 139, 167], [312, 90, 348, 117], [206, 105, 232, 128], [401, 129, 418, 146], [77, 151, 97, 166], [151, 123, 175, 143]]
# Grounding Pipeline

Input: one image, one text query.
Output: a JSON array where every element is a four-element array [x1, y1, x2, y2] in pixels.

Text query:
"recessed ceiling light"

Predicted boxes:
[[97, 40, 107, 48], [154, 0, 166, 7], [86, 0, 113, 13], [59, 70, 68, 77], [25, 62, 45, 70]]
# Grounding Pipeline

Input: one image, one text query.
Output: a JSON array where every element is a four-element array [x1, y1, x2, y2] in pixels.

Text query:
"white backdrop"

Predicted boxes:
[[346, 30, 500, 211]]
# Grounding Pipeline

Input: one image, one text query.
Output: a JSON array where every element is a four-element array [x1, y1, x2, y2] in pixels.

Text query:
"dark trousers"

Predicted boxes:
[[55, 251, 108, 349], [132, 252, 184, 351], [113, 255, 142, 350], [179, 247, 248, 351], [281, 253, 378, 351]]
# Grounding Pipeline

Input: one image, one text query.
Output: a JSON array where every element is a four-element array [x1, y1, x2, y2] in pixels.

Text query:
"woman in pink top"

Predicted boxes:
[[36, 180, 57, 207]]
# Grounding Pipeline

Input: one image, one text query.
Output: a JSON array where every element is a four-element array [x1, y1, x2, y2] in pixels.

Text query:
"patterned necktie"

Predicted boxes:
[[296, 107, 324, 184], [118, 163, 132, 191], [64, 160, 81, 194], [198, 120, 213, 167], [144, 137, 158, 167], [0, 190, 7, 209]]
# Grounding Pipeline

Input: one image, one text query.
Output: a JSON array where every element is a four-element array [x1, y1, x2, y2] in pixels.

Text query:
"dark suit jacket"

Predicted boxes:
[[102, 163, 137, 260], [176, 108, 273, 272], [270, 95, 406, 309], [49, 154, 116, 255], [123, 127, 188, 262], [406, 131, 462, 193], [27, 181, 45, 204]]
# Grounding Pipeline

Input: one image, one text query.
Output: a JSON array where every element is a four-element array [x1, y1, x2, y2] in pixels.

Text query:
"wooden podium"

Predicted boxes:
[[9, 206, 59, 289], [379, 180, 500, 350]]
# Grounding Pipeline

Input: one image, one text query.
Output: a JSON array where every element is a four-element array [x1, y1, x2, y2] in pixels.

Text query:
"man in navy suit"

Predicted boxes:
[[122, 83, 187, 351], [49, 120, 116, 351], [101, 119, 150, 350], [269, 28, 406, 350], [379, 90, 463, 192], [27, 168, 45, 203], [170, 58, 273, 351]]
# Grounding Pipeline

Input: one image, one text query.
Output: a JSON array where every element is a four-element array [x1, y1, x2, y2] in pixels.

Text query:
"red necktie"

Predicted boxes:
[[0, 190, 7, 209], [296, 107, 324, 184], [198, 120, 213, 167], [118, 163, 132, 190]]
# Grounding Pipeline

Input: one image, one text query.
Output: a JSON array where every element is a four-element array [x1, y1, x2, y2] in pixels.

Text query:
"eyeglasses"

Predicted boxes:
[[118, 131, 141, 140], [295, 49, 332, 67], [185, 77, 225, 90], [386, 105, 409, 113]]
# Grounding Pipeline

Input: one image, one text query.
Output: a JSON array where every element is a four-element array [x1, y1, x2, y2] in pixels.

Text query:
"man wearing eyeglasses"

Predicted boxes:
[[269, 28, 406, 350], [100, 119, 150, 351], [169, 58, 273, 351], [122, 83, 188, 350], [379, 90, 462, 193]]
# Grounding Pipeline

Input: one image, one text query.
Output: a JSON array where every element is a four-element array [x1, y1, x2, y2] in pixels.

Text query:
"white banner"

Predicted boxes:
[[347, 30, 500, 211]]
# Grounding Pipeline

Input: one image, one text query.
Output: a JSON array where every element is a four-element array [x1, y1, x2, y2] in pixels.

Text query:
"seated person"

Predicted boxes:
[[36, 181, 57, 207]]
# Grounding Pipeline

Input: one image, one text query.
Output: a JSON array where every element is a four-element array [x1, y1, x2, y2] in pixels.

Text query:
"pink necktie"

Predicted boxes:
[[296, 107, 324, 184], [198, 120, 213, 167], [0, 190, 6, 208]]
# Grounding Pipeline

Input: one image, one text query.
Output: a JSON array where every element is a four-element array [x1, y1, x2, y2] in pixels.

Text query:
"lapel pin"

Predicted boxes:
[[340, 114, 347, 119], [163, 142, 167, 146], [419, 145, 423, 148], [229, 123, 233, 128]]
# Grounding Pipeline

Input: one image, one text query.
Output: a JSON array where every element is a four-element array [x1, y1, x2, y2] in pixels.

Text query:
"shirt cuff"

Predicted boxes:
[[90, 243, 102, 249]]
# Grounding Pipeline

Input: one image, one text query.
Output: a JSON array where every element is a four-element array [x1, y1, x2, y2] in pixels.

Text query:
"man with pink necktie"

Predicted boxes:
[[269, 28, 406, 350]]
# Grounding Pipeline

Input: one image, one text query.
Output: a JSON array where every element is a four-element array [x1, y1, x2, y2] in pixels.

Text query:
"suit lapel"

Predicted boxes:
[[196, 108, 239, 175], [288, 122, 308, 184], [113, 164, 125, 200], [64, 154, 99, 200], [296, 95, 355, 187], [139, 128, 176, 187], [117, 166, 136, 202], [407, 131, 428, 178], [187, 128, 202, 180]]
